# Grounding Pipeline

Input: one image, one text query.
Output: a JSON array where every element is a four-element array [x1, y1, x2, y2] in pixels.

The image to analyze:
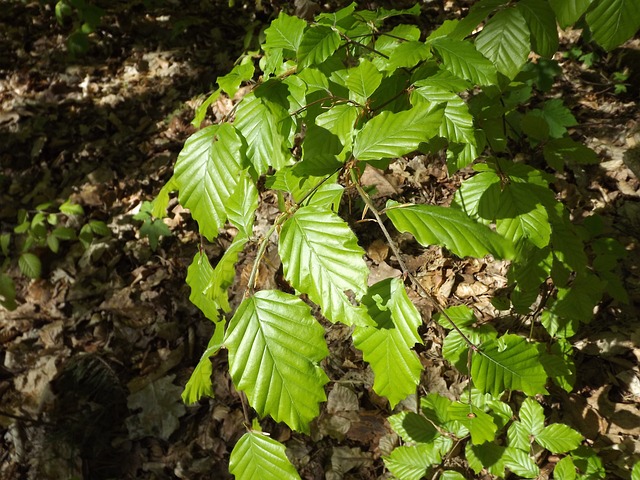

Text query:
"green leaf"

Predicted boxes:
[[346, 59, 383, 101], [51, 227, 76, 240], [632, 461, 640, 480], [431, 36, 498, 86], [553, 455, 577, 480], [19, 252, 41, 279], [88, 220, 110, 237], [507, 420, 531, 451], [475, 7, 531, 80], [264, 12, 307, 52], [139, 219, 171, 251], [218, 56, 255, 97], [0, 273, 17, 310], [192, 89, 221, 128], [531, 99, 577, 138], [59, 199, 84, 216], [279, 205, 372, 327], [229, 432, 300, 480], [451, 0, 509, 39], [517, 0, 559, 57], [152, 176, 177, 218], [550, 0, 594, 28], [46, 234, 59, 253], [187, 252, 219, 321], [385, 201, 514, 260], [384, 444, 441, 480], [466, 442, 506, 477], [297, 25, 341, 68], [586, 0, 640, 51], [449, 403, 498, 445], [227, 170, 258, 238], [182, 324, 224, 404], [305, 182, 344, 210], [204, 237, 248, 313], [543, 137, 599, 169], [536, 423, 583, 453], [503, 447, 540, 478], [440, 472, 466, 480], [453, 170, 501, 222], [353, 278, 423, 408], [224, 290, 329, 433], [353, 106, 444, 161], [571, 446, 605, 478], [315, 104, 358, 148], [472, 334, 548, 396], [299, 124, 344, 176], [388, 411, 439, 444], [234, 93, 287, 175], [496, 182, 552, 249], [421, 394, 467, 438], [412, 85, 476, 145], [387, 41, 432, 70], [174, 124, 244, 241], [519, 397, 545, 436]]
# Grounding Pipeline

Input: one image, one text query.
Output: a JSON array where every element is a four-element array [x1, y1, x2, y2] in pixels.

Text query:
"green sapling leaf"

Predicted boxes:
[[224, 290, 329, 433], [229, 431, 301, 480]]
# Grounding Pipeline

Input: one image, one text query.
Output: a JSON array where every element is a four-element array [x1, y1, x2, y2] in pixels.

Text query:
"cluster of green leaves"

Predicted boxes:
[[0, 200, 110, 310], [153, 1, 639, 478], [53, 0, 104, 55]]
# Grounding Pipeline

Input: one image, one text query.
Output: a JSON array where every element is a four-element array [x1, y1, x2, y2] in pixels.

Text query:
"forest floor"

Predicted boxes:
[[0, 1, 639, 479]]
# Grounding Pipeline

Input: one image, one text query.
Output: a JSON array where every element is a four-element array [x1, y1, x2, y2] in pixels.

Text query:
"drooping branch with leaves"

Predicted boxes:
[[154, 1, 639, 478]]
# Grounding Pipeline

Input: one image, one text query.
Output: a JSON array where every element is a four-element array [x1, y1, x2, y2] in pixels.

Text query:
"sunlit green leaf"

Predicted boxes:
[[519, 397, 545, 436], [466, 442, 506, 477], [234, 93, 287, 175], [353, 278, 423, 407], [297, 25, 341, 68], [553, 455, 577, 480], [346, 59, 383, 101], [174, 123, 244, 241], [503, 447, 540, 478], [431, 36, 498, 85], [386, 201, 514, 259], [472, 334, 548, 396], [182, 324, 224, 404], [353, 106, 444, 161], [187, 252, 219, 321], [227, 170, 259, 238], [204, 236, 248, 313], [230, 432, 300, 480], [279, 205, 372, 327], [264, 12, 306, 52], [225, 290, 329, 433], [217, 56, 255, 97], [475, 7, 530, 79], [384, 444, 441, 480], [449, 403, 498, 444], [412, 85, 476, 144], [536, 423, 583, 453]]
